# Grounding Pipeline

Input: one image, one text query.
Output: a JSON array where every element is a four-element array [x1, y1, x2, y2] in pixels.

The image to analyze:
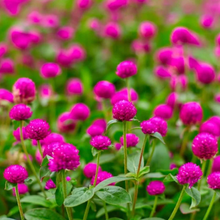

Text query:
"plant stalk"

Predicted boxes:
[[146, 139, 156, 166], [203, 191, 216, 220], [150, 196, 158, 217], [198, 160, 207, 190], [37, 140, 43, 158], [15, 184, 25, 220], [126, 78, 131, 102]]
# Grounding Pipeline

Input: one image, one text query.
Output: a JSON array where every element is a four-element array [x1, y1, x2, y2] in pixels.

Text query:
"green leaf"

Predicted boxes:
[[55, 181, 72, 206], [96, 186, 131, 206], [39, 166, 51, 179], [0, 217, 15, 220], [163, 174, 178, 183], [138, 166, 150, 178], [127, 151, 143, 174], [12, 120, 20, 130], [21, 196, 53, 208], [106, 119, 121, 131], [24, 177, 33, 185], [91, 147, 101, 157], [41, 156, 50, 167], [24, 208, 66, 220], [157, 168, 178, 175], [109, 218, 124, 220], [96, 206, 119, 218], [5, 181, 16, 191], [180, 203, 200, 214], [64, 187, 94, 207], [150, 132, 165, 145], [185, 187, 201, 208], [141, 218, 165, 220]]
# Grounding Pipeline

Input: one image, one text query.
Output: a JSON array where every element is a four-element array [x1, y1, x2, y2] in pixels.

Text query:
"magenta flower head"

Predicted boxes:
[[66, 78, 83, 96], [200, 121, 220, 137], [195, 62, 215, 84], [57, 26, 74, 40], [0, 89, 13, 103], [9, 104, 32, 121], [208, 116, 220, 131], [42, 133, 65, 146], [112, 100, 137, 121], [139, 21, 157, 39], [13, 77, 36, 104], [131, 40, 151, 54], [200, 15, 214, 29], [12, 183, 28, 196], [115, 143, 122, 150], [192, 133, 218, 160], [13, 127, 28, 142], [66, 176, 71, 181], [70, 44, 86, 62], [25, 119, 50, 140], [120, 133, 139, 148], [48, 143, 80, 172], [211, 156, 220, 173], [91, 171, 114, 186], [40, 63, 61, 78], [58, 112, 76, 133], [180, 102, 203, 125], [70, 103, 90, 121], [170, 56, 185, 75], [104, 22, 121, 39], [0, 58, 14, 74], [150, 117, 168, 136], [155, 66, 172, 79], [83, 163, 102, 178], [39, 84, 53, 99], [119, 88, 138, 102], [28, 10, 42, 24], [4, 165, 28, 184], [146, 181, 165, 196], [92, 119, 107, 130], [140, 120, 157, 135], [45, 179, 56, 190], [116, 60, 137, 79], [0, 43, 7, 58], [77, 0, 92, 10], [43, 142, 60, 158], [156, 47, 173, 66], [207, 172, 220, 189], [87, 125, 105, 137], [42, 14, 59, 28], [166, 92, 178, 109], [90, 135, 111, 150], [94, 81, 115, 99], [154, 104, 173, 120], [177, 162, 202, 188]]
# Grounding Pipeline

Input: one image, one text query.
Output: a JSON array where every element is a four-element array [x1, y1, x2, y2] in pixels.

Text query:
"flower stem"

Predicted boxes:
[[104, 202, 109, 220], [37, 140, 43, 158], [83, 200, 91, 220], [132, 183, 139, 216], [146, 139, 155, 166], [15, 184, 24, 220], [61, 170, 73, 220], [126, 78, 131, 102], [180, 128, 189, 156], [150, 196, 158, 217], [20, 121, 47, 198], [203, 191, 216, 220], [168, 185, 186, 220], [198, 160, 207, 191]]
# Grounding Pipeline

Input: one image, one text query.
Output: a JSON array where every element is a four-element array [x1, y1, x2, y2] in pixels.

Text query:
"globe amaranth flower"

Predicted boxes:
[[83, 163, 102, 178], [139, 21, 157, 39], [120, 133, 139, 148], [94, 80, 115, 99], [180, 102, 203, 125], [91, 171, 114, 186], [57, 26, 74, 40], [13, 127, 28, 142], [140, 120, 157, 135], [12, 77, 36, 104], [43, 142, 60, 158], [166, 92, 178, 109], [116, 60, 137, 79], [48, 143, 80, 172], [90, 135, 111, 150], [156, 47, 173, 66], [195, 62, 215, 84], [200, 121, 220, 137], [192, 133, 218, 160], [115, 143, 122, 151], [77, 0, 92, 10], [12, 183, 28, 196], [70, 103, 90, 121], [176, 162, 202, 188], [66, 176, 71, 181], [58, 112, 76, 133], [154, 66, 172, 79], [9, 104, 32, 121], [87, 125, 105, 137], [66, 78, 83, 96], [112, 100, 137, 121], [4, 165, 28, 184], [92, 119, 107, 130], [200, 15, 214, 29], [39, 84, 53, 99], [0, 58, 14, 74], [25, 119, 51, 140], [45, 179, 56, 190], [42, 133, 65, 146], [146, 181, 165, 195], [40, 63, 61, 78], [154, 104, 173, 120], [35, 150, 43, 164], [0, 89, 13, 103], [104, 22, 121, 39], [207, 172, 220, 189], [212, 156, 220, 173], [150, 117, 168, 137]]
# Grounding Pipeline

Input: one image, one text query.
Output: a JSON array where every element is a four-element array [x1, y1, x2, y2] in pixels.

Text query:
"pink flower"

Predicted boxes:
[[94, 81, 115, 99], [211, 156, 220, 173], [43, 142, 60, 157], [200, 15, 214, 29], [40, 63, 61, 78], [42, 14, 59, 28], [57, 26, 74, 40], [176, 162, 202, 188], [166, 92, 178, 109], [39, 84, 53, 99], [4, 165, 28, 183], [66, 78, 83, 96], [200, 121, 220, 137], [66, 176, 71, 181], [3, 0, 29, 16], [106, 0, 127, 11], [91, 171, 114, 186], [70, 103, 90, 121], [155, 66, 172, 79], [140, 120, 157, 135], [35, 150, 43, 164], [207, 172, 220, 189], [0, 43, 8, 58], [45, 179, 56, 190], [27, 11, 42, 24], [58, 112, 76, 133], [149, 117, 168, 136], [116, 60, 137, 79], [0, 89, 13, 103], [12, 183, 28, 196], [104, 23, 121, 39], [146, 181, 165, 195], [42, 133, 65, 146], [92, 119, 107, 130], [83, 163, 102, 178], [154, 104, 173, 120], [120, 133, 139, 147], [87, 125, 105, 137], [0, 59, 14, 74], [115, 143, 122, 150], [156, 47, 173, 66], [139, 21, 157, 39], [13, 127, 28, 141], [195, 62, 215, 84], [131, 40, 151, 54], [9, 104, 32, 121], [77, 0, 92, 10], [90, 135, 111, 150]]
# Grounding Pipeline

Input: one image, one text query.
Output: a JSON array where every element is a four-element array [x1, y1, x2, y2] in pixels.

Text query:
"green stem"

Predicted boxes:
[[203, 191, 216, 220], [83, 200, 91, 220], [207, 159, 213, 176], [20, 121, 47, 198], [37, 140, 43, 158], [150, 196, 158, 217], [126, 78, 131, 102], [168, 185, 187, 220], [180, 128, 189, 156], [146, 140, 155, 166], [15, 184, 24, 220], [198, 160, 207, 191], [132, 183, 139, 216], [61, 170, 73, 220], [102, 100, 108, 122], [104, 202, 109, 220]]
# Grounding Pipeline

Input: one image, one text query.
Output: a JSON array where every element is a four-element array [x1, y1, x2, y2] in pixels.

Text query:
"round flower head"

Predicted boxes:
[[66, 176, 71, 181], [176, 162, 202, 188], [115, 142, 122, 150], [13, 127, 28, 142], [28, 10, 42, 24], [91, 171, 114, 186], [166, 92, 178, 109], [39, 84, 53, 99], [42, 14, 59, 28], [104, 22, 121, 39], [12, 183, 28, 196], [139, 21, 157, 39], [25, 119, 50, 140], [0, 43, 7, 58], [90, 135, 111, 150], [77, 0, 92, 10], [70, 44, 86, 62], [200, 121, 220, 137], [58, 112, 76, 133], [9, 104, 32, 121], [83, 163, 102, 178], [0, 58, 14, 74], [4, 165, 28, 184], [150, 117, 168, 137], [212, 156, 220, 173], [170, 57, 185, 75], [120, 133, 139, 147], [35, 150, 43, 164], [0, 89, 13, 103], [116, 60, 137, 79], [156, 47, 173, 66], [70, 103, 90, 121], [195, 62, 215, 84], [57, 26, 74, 40], [43, 142, 61, 158], [112, 100, 137, 121], [207, 172, 220, 189], [155, 66, 172, 79], [13, 77, 36, 104], [92, 119, 107, 130], [200, 15, 214, 29], [87, 125, 105, 137], [180, 102, 203, 125], [48, 143, 80, 172], [40, 63, 61, 78], [42, 133, 65, 146], [45, 179, 56, 190], [146, 181, 165, 195], [66, 78, 83, 96], [140, 120, 157, 135], [94, 81, 115, 99], [208, 116, 220, 130], [192, 133, 218, 160], [154, 104, 173, 120], [131, 40, 151, 54]]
